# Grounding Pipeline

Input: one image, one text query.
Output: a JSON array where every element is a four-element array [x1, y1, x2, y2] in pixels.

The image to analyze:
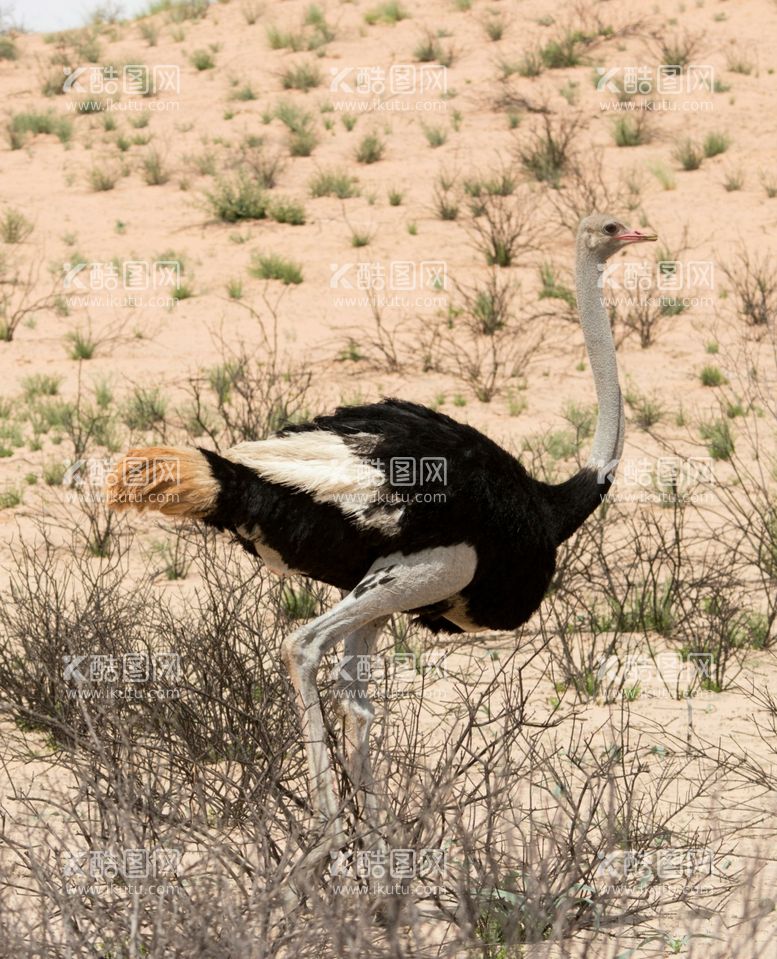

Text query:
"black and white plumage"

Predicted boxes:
[[200, 398, 597, 633], [107, 213, 657, 850]]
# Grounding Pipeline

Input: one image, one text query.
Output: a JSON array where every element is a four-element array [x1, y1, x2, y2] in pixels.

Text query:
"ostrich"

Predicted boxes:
[[106, 213, 655, 846]]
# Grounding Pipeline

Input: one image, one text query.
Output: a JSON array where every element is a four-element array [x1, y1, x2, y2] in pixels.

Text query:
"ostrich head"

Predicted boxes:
[[578, 213, 657, 260]]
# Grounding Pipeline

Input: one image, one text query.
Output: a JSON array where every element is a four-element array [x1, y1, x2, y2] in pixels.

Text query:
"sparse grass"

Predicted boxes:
[[275, 101, 318, 156], [249, 253, 303, 284], [760, 171, 777, 198], [654, 29, 704, 73], [226, 278, 243, 299], [726, 48, 754, 75], [699, 365, 726, 386], [0, 36, 18, 60], [206, 173, 268, 222], [0, 209, 33, 244], [538, 261, 575, 306], [309, 168, 360, 199], [87, 165, 119, 192], [22, 374, 61, 399], [267, 196, 306, 225], [281, 582, 319, 620], [0, 487, 21, 509], [141, 148, 170, 185], [422, 123, 447, 148], [7, 111, 72, 149], [414, 31, 443, 63], [672, 138, 704, 171], [703, 131, 731, 157], [612, 114, 651, 147], [190, 48, 216, 70], [280, 61, 322, 92], [355, 133, 385, 164], [722, 167, 744, 192], [341, 114, 357, 132], [242, 0, 262, 25], [518, 113, 583, 186], [349, 227, 373, 248], [266, 25, 306, 51], [364, 1, 408, 25], [388, 188, 403, 206], [65, 328, 97, 360], [700, 417, 734, 460], [139, 21, 159, 45], [433, 181, 459, 220], [122, 385, 168, 432], [231, 83, 257, 101], [649, 162, 676, 191], [483, 13, 506, 41]]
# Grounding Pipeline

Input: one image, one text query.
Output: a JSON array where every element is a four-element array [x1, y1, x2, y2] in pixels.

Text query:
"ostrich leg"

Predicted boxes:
[[334, 618, 388, 830], [281, 544, 477, 872]]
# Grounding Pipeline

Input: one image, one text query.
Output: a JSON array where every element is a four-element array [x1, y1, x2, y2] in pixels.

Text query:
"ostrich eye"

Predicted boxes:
[[603, 222, 619, 236]]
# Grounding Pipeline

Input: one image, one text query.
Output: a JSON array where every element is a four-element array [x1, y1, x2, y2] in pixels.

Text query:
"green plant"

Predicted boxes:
[[0, 209, 33, 244], [672, 138, 704, 171], [22, 374, 61, 399], [538, 262, 575, 306], [249, 253, 303, 284], [87, 165, 119, 192], [275, 101, 318, 156], [649, 162, 676, 191], [268, 196, 306, 225], [190, 48, 216, 70], [414, 31, 443, 62], [722, 167, 744, 192], [700, 365, 726, 387], [232, 83, 257, 101], [309, 168, 360, 198], [66, 328, 97, 360], [612, 114, 651, 147], [122, 386, 168, 432], [355, 133, 385, 164], [141, 148, 170, 185], [483, 13, 506, 41], [226, 278, 243, 299], [703, 131, 731, 157], [7, 111, 72, 148], [280, 61, 322, 92], [206, 173, 268, 221], [422, 123, 447, 148], [518, 113, 583, 186], [388, 188, 403, 206], [433, 182, 459, 220], [281, 582, 319, 620], [700, 417, 734, 460], [349, 227, 373, 248], [0, 36, 18, 60], [364, 1, 408, 25]]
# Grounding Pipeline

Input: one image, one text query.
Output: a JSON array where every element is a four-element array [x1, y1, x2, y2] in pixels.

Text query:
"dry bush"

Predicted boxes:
[[181, 300, 316, 447], [721, 247, 777, 329], [543, 146, 639, 236], [466, 186, 545, 268], [0, 517, 758, 956]]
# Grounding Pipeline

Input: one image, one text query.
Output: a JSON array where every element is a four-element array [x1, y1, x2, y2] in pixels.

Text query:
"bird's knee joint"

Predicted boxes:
[[336, 693, 374, 727], [281, 633, 315, 673]]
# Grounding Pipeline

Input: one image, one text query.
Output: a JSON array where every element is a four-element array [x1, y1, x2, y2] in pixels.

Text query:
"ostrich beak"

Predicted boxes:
[[617, 229, 658, 245]]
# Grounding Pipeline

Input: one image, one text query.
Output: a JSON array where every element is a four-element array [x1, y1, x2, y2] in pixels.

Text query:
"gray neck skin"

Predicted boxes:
[[575, 237, 624, 480]]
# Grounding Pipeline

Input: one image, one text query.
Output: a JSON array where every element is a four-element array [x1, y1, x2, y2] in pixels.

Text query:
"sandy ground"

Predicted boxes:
[[0, 0, 777, 955]]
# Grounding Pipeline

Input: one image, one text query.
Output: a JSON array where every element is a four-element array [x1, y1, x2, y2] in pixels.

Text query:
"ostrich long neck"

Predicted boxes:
[[576, 240, 624, 473], [546, 236, 624, 545]]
